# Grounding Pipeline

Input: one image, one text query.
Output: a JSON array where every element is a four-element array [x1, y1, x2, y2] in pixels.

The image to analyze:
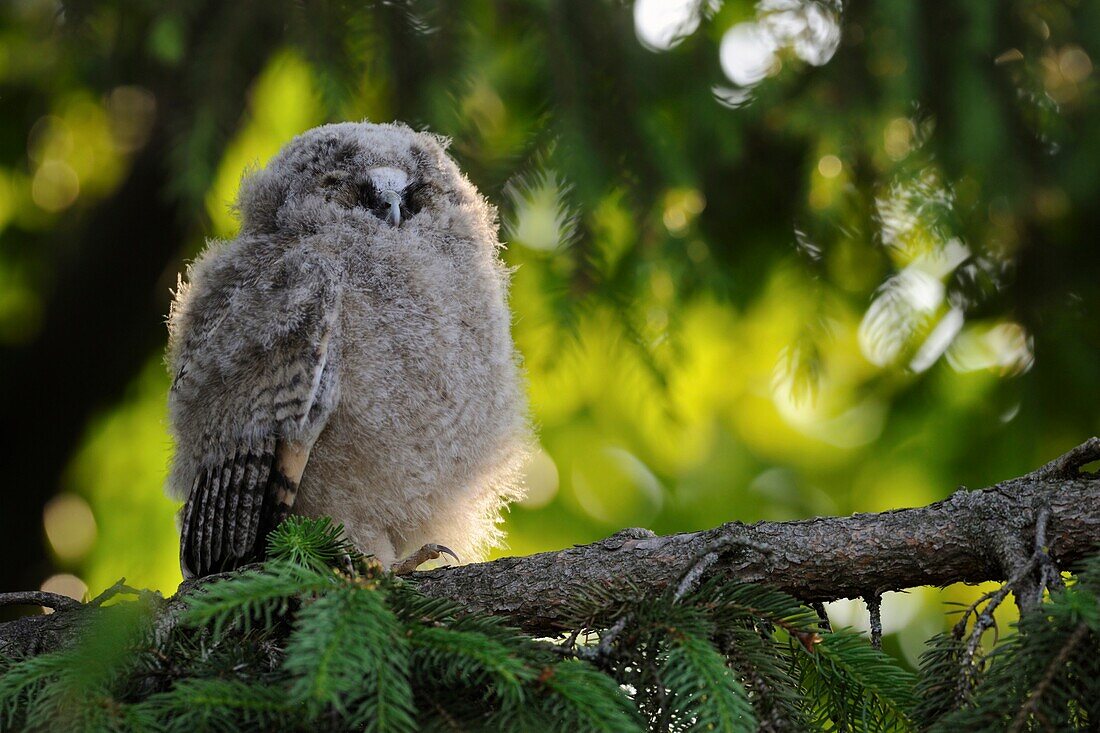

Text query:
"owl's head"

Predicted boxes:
[[235, 121, 494, 241]]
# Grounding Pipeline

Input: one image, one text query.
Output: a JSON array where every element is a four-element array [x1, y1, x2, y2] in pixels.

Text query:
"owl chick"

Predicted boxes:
[[166, 121, 531, 578]]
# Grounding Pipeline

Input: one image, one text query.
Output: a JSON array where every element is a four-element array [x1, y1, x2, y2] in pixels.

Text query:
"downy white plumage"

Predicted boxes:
[[166, 122, 531, 578]]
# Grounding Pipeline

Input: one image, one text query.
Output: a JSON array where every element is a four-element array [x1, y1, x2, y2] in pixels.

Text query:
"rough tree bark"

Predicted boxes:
[[2, 439, 1098, 654], [414, 438, 1100, 633]]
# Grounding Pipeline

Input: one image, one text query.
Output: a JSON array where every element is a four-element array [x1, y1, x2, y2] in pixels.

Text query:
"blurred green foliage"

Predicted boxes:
[[2, 0, 1098, 663]]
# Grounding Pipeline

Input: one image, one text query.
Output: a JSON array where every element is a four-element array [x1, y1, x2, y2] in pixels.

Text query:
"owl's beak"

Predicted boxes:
[[380, 189, 402, 227]]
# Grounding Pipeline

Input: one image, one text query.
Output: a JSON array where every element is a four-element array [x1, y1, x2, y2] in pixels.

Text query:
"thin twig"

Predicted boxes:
[[866, 593, 883, 649], [958, 507, 1058, 702], [0, 591, 81, 612], [571, 615, 630, 663], [1033, 437, 1100, 479], [89, 577, 149, 607], [1009, 622, 1090, 732], [598, 615, 629, 656], [961, 561, 1032, 669], [674, 551, 719, 603], [561, 626, 582, 652], [673, 534, 773, 603], [1033, 506, 1065, 595], [951, 588, 1000, 639]]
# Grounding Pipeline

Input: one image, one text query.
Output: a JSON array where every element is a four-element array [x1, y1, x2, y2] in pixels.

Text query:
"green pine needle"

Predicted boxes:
[[796, 627, 917, 731], [660, 626, 758, 732], [7, 521, 1100, 732], [409, 626, 535, 709], [182, 560, 337, 638], [267, 515, 362, 571], [138, 678, 302, 732], [283, 584, 415, 731], [535, 659, 643, 733]]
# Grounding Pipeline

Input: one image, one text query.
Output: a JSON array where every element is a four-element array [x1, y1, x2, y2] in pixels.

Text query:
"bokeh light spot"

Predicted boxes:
[[685, 239, 710, 262], [1033, 186, 1069, 221], [720, 23, 780, 87], [719, 1, 841, 92], [650, 270, 675, 302], [662, 188, 706, 236], [634, 0, 704, 52], [40, 573, 88, 612], [947, 321, 1034, 376], [519, 448, 559, 509], [44, 493, 98, 562], [31, 160, 80, 211], [884, 117, 913, 160], [106, 86, 157, 152], [1059, 46, 1092, 84], [27, 115, 73, 164], [768, 0, 841, 67], [817, 154, 842, 178], [148, 16, 185, 64]]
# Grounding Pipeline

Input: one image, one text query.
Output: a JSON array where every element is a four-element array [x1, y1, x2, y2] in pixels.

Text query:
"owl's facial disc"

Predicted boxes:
[[367, 166, 409, 227], [367, 166, 408, 193]]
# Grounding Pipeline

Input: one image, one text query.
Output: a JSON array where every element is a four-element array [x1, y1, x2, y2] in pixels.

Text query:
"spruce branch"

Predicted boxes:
[[4, 440, 1100, 653], [796, 628, 916, 731], [1008, 622, 1091, 733], [0, 443, 1093, 732], [926, 556, 1100, 731]]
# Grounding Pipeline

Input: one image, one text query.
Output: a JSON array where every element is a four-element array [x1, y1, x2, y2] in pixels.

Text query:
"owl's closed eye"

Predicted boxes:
[[320, 170, 428, 224]]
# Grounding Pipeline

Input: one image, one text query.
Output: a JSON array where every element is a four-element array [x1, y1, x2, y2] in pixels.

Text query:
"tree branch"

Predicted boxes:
[[411, 438, 1100, 633], [0, 592, 81, 613], [2, 439, 1098, 653]]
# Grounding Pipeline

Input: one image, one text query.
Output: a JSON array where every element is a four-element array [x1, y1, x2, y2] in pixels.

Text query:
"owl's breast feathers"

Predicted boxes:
[[168, 238, 342, 577]]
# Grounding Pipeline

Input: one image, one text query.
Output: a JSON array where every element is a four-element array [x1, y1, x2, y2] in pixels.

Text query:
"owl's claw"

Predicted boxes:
[[391, 543, 461, 575]]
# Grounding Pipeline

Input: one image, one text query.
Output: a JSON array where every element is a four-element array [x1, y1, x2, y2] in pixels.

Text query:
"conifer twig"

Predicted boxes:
[[3, 440, 1100, 650], [1008, 622, 1090, 732], [866, 594, 882, 650]]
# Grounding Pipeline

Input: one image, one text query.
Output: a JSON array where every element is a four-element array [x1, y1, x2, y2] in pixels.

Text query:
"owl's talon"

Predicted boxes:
[[438, 545, 461, 564], [391, 543, 461, 574]]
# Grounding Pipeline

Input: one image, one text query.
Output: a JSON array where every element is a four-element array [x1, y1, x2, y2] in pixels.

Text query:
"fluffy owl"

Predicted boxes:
[[166, 121, 531, 578]]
